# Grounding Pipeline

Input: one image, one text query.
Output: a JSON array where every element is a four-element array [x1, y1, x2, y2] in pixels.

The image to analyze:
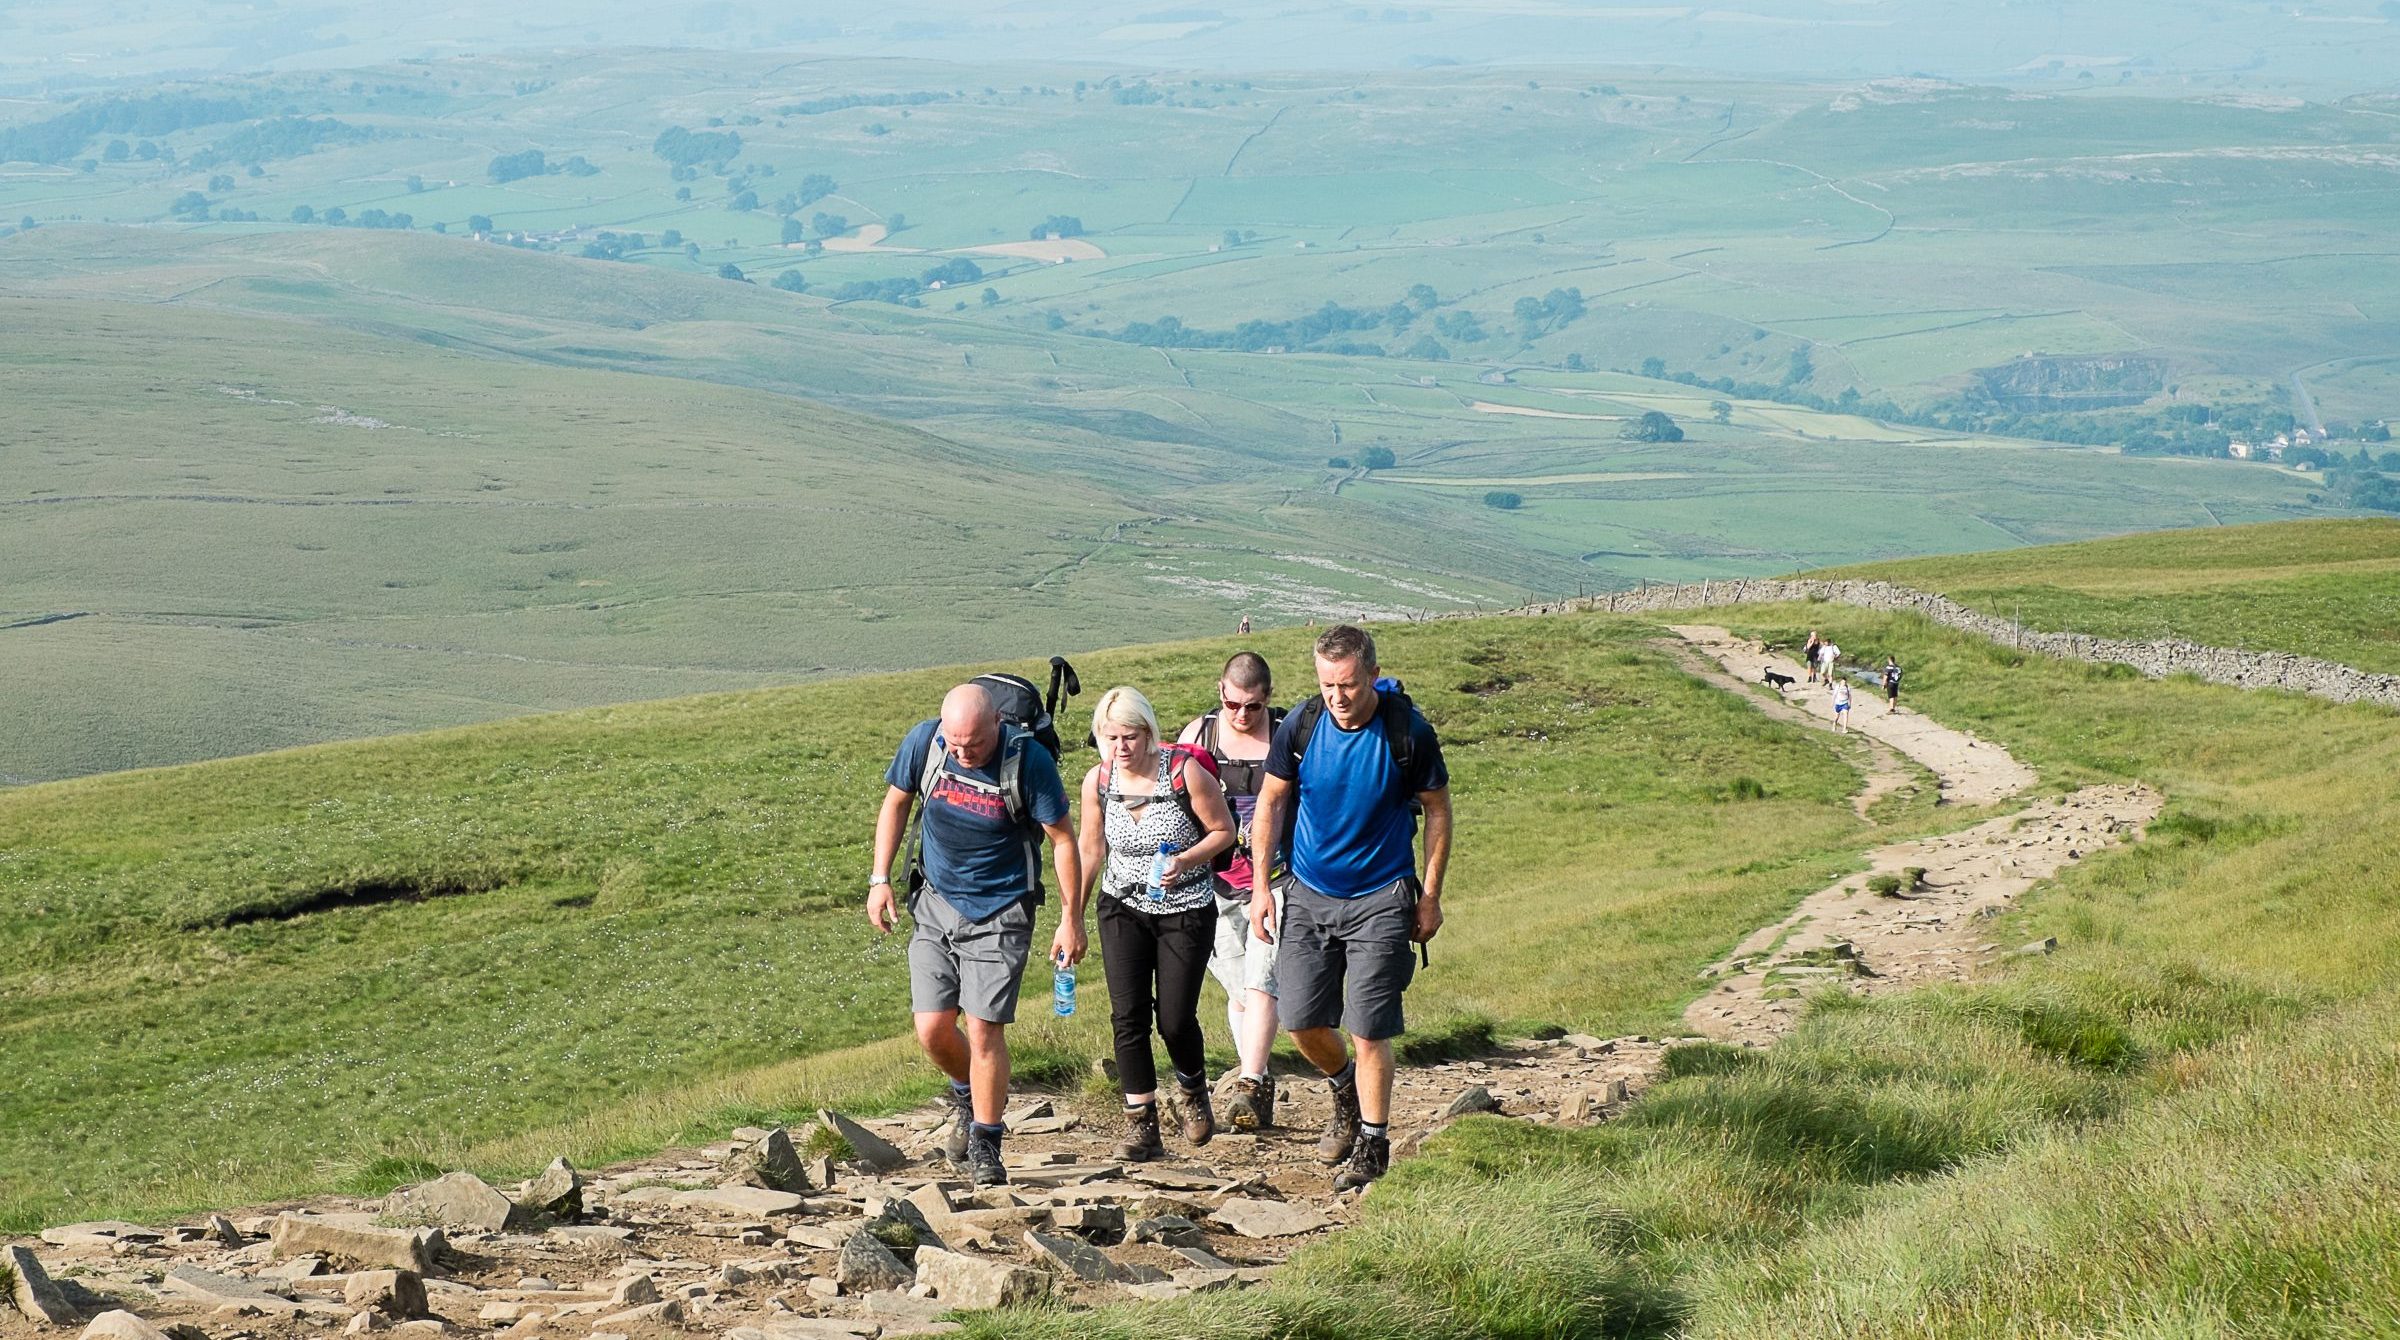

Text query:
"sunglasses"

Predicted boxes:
[[1220, 699, 1266, 714]]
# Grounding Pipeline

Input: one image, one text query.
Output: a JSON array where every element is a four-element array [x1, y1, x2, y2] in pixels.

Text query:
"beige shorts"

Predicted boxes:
[[1205, 883, 1281, 999]]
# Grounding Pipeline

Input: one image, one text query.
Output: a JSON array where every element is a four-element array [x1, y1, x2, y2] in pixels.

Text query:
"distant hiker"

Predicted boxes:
[[1817, 639, 1841, 684], [1803, 630, 1824, 683], [1831, 676, 1852, 733], [1883, 656, 1903, 711], [1078, 686, 1238, 1160], [1252, 625, 1452, 1191], [1180, 652, 1288, 1129], [868, 683, 1081, 1187], [1238, 613, 1253, 635]]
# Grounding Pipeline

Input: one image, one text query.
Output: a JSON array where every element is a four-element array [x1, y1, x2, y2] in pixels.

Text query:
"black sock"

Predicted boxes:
[[1360, 1120, 1388, 1141], [1123, 1097, 1155, 1113], [949, 1078, 973, 1102], [1173, 1070, 1206, 1092], [1327, 1060, 1356, 1091], [971, 1121, 1006, 1141]]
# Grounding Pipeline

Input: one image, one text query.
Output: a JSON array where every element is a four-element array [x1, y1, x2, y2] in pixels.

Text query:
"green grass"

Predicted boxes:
[[1818, 517, 2400, 674], [0, 613, 1885, 1232], [959, 530, 2400, 1340]]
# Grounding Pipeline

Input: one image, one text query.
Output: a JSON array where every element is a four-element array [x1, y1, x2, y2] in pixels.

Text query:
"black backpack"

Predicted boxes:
[[973, 656, 1081, 760], [900, 657, 1082, 903], [1285, 677, 1424, 806]]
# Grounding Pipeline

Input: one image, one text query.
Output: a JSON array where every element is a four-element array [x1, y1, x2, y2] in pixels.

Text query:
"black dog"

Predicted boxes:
[[1763, 669, 1796, 691]]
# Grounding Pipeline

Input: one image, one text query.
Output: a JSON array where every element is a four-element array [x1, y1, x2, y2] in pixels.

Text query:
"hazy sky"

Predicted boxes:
[[4, 0, 2398, 91]]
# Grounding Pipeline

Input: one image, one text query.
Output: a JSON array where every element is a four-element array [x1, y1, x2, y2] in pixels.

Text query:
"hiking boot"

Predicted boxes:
[[939, 1086, 973, 1165], [1226, 1074, 1277, 1131], [1315, 1079, 1361, 1165], [1113, 1102, 1165, 1162], [1332, 1129, 1390, 1192], [965, 1126, 1008, 1188], [1174, 1080, 1216, 1147]]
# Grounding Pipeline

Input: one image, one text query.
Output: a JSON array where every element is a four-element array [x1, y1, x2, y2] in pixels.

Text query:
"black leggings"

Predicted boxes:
[[1097, 894, 1216, 1097]]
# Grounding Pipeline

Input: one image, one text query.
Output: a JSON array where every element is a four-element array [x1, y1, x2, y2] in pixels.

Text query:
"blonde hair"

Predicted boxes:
[[1090, 685, 1160, 744]]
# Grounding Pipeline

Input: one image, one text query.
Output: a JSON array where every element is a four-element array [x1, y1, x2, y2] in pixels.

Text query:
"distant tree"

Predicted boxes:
[[1623, 410, 1685, 443], [2368, 422, 2393, 442], [864, 122, 890, 136], [405, 174, 424, 193], [246, 164, 263, 178], [1402, 335, 1449, 360], [885, 212, 906, 233], [1221, 228, 1242, 249], [431, 221, 446, 233], [1710, 400, 1733, 424], [2286, 445, 2331, 468], [2381, 450, 2400, 472], [652, 125, 742, 169], [921, 257, 983, 286], [717, 262, 747, 281], [1783, 346, 1814, 386], [134, 140, 160, 161], [168, 190, 211, 218], [103, 139, 130, 161], [1639, 356, 1667, 380], [780, 217, 807, 244], [488, 149, 547, 183], [1361, 446, 1397, 469], [658, 228, 682, 248], [322, 206, 347, 224], [797, 173, 837, 206], [1044, 310, 1067, 330], [1405, 283, 1438, 311], [811, 212, 847, 238], [1484, 491, 1523, 510], [1031, 214, 1084, 240], [290, 204, 315, 223], [1564, 352, 1586, 372], [772, 269, 808, 293], [207, 173, 235, 193], [728, 190, 758, 211], [980, 287, 1000, 307], [684, 242, 702, 259], [1327, 456, 1352, 468], [675, 186, 692, 201], [467, 213, 494, 233]]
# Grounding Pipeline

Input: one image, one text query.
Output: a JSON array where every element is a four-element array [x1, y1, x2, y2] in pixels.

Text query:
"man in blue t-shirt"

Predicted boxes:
[[868, 682, 1082, 1188], [1250, 625, 1452, 1191]]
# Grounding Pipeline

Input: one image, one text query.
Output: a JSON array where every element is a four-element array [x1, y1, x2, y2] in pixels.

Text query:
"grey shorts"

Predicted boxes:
[[1206, 885, 1281, 999], [907, 888, 1034, 1025], [1278, 875, 1418, 1041]]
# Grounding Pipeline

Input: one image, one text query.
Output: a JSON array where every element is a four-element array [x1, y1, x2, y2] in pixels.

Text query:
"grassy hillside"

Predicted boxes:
[[10, 518, 2400, 1336], [2, 223, 2337, 783], [0, 613, 1906, 1233], [959, 528, 2400, 1339], [1820, 516, 2400, 674]]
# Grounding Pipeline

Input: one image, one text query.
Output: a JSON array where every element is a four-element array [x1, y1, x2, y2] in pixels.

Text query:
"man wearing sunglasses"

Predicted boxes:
[[1179, 651, 1286, 1129]]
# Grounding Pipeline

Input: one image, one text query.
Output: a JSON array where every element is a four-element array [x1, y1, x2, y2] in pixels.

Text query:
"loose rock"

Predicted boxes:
[[1212, 1197, 1334, 1239], [343, 1271, 429, 1320], [833, 1235, 913, 1294], [519, 1159, 583, 1220], [78, 1312, 167, 1340], [816, 1111, 907, 1172], [5, 1244, 79, 1325], [724, 1129, 812, 1195], [271, 1216, 439, 1273], [1023, 1231, 1123, 1284], [910, 1249, 1048, 1310], [383, 1172, 515, 1235]]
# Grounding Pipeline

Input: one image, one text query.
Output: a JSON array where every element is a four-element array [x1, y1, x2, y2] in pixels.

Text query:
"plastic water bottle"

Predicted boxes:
[[1052, 951, 1077, 1017], [1146, 843, 1182, 904]]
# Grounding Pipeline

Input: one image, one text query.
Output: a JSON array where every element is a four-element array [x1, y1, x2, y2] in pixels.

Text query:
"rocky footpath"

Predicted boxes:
[[1, 1039, 1671, 1340]]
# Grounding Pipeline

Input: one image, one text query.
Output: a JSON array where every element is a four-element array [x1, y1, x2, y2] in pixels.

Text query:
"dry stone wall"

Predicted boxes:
[[1503, 578, 2400, 711]]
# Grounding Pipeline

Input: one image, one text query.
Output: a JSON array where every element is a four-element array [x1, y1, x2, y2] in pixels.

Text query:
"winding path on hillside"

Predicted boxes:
[[3, 627, 2163, 1334]]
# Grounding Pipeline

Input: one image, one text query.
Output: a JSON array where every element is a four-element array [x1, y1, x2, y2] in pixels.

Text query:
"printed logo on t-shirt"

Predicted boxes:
[[929, 770, 1006, 822]]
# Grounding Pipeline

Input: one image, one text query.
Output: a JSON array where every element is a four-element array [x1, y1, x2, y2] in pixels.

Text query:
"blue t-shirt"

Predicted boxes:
[[886, 719, 1069, 922], [1265, 694, 1448, 899]]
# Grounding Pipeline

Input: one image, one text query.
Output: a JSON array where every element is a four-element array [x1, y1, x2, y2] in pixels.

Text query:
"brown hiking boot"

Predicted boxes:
[[1226, 1074, 1277, 1131], [1114, 1102, 1165, 1162], [1315, 1079, 1360, 1165], [1174, 1080, 1215, 1147], [1333, 1129, 1389, 1192]]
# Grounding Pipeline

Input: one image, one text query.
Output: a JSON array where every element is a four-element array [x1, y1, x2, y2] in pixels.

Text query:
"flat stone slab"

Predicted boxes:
[[384, 1172, 514, 1234], [1003, 1164, 1124, 1188], [670, 1186, 806, 1218], [1124, 1165, 1225, 1191], [270, 1216, 439, 1273], [41, 1222, 164, 1251], [1211, 1197, 1334, 1239], [1025, 1230, 1125, 1284], [163, 1266, 303, 1313]]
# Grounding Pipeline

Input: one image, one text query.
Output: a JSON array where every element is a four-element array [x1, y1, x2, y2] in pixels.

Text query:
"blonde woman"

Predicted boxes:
[[1077, 685, 1238, 1160]]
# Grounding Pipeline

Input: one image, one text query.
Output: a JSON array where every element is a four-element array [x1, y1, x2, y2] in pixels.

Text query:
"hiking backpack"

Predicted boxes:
[[898, 656, 1083, 903]]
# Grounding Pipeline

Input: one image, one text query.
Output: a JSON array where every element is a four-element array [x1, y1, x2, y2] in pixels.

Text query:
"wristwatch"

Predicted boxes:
[[869, 874, 891, 887]]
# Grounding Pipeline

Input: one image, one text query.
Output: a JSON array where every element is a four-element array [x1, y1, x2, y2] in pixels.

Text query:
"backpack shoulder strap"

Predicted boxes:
[[1380, 692, 1418, 790], [998, 730, 1030, 829], [1196, 710, 1220, 759], [1288, 697, 1324, 764]]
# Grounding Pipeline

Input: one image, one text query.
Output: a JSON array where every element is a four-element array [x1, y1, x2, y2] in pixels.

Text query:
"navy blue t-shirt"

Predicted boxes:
[[1265, 694, 1447, 899], [886, 719, 1069, 922]]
